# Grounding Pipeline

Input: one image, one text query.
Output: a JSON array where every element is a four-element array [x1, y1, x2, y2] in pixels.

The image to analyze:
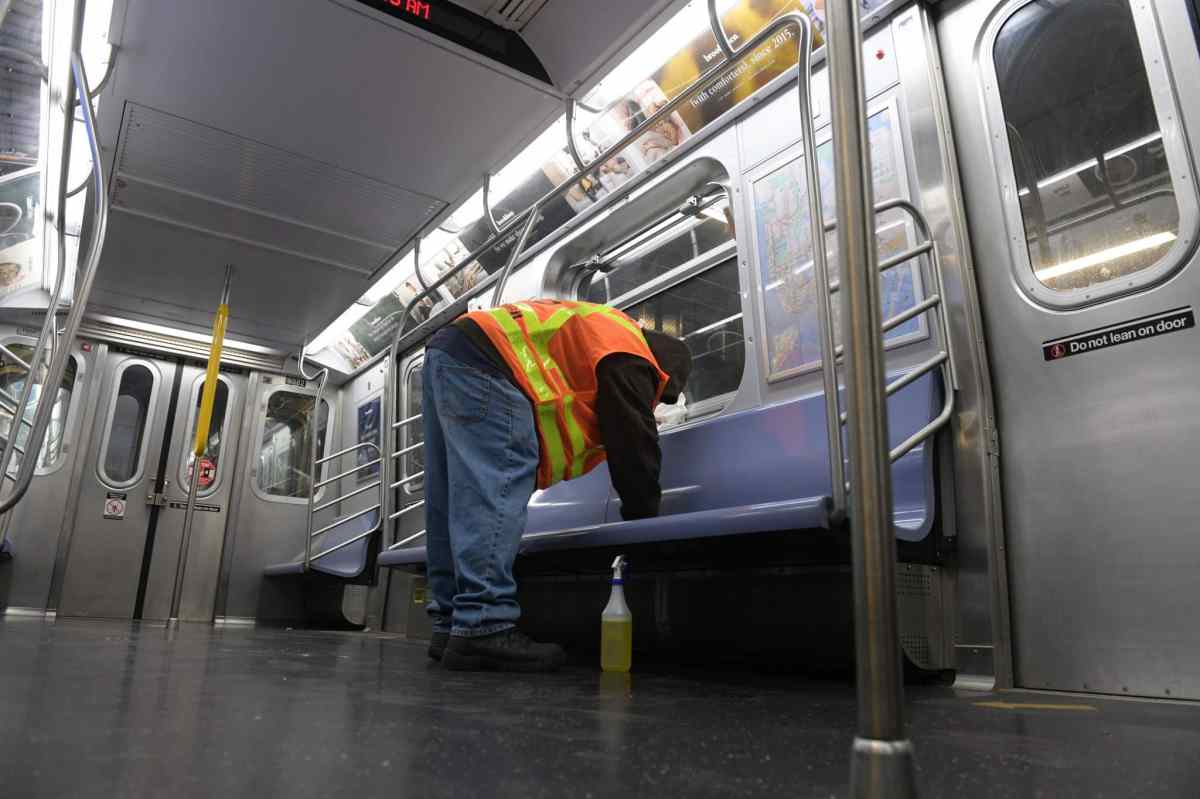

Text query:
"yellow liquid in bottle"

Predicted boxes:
[[601, 618, 632, 673]]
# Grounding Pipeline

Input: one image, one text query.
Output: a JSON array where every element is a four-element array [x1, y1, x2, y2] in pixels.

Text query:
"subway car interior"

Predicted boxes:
[[2, 0, 1199, 796]]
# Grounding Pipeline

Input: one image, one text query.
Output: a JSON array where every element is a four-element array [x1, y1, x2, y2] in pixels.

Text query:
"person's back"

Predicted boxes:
[[419, 299, 691, 672]]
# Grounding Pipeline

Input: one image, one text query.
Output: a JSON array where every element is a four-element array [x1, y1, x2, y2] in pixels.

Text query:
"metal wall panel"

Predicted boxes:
[[0, 333, 98, 612], [938, 0, 1200, 699]]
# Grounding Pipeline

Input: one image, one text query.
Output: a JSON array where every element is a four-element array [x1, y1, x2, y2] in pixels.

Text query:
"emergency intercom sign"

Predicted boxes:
[[103, 491, 127, 520]]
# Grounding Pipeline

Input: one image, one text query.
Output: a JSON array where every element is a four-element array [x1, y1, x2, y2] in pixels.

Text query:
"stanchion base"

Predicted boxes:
[[850, 737, 918, 799]]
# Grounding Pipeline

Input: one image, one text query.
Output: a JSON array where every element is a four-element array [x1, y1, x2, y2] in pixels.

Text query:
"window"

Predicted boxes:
[[751, 106, 924, 379], [101, 363, 156, 486], [575, 193, 745, 417], [625, 258, 745, 408], [404, 363, 424, 493], [583, 198, 735, 305], [0, 343, 78, 471], [180, 378, 230, 496], [257, 391, 330, 499], [993, 0, 1190, 299]]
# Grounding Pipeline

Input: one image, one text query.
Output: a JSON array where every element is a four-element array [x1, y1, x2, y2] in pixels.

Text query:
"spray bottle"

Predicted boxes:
[[601, 555, 632, 673]]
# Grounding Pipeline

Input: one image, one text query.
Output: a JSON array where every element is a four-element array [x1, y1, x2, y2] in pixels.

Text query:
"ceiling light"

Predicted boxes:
[[1033, 231, 1176, 282]]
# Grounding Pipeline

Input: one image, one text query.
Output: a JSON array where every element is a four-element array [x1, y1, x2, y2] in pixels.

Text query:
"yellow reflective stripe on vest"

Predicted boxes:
[[489, 301, 653, 484], [513, 304, 589, 480], [486, 308, 569, 483]]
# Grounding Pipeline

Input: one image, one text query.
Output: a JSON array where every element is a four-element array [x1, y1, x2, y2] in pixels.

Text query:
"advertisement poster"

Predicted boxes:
[[753, 109, 922, 376], [357, 397, 381, 482]]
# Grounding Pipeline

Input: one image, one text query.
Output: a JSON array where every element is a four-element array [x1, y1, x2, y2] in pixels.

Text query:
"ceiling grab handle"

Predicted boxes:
[[707, 0, 736, 60], [564, 98, 588, 173], [482, 172, 500, 236], [0, 46, 112, 520]]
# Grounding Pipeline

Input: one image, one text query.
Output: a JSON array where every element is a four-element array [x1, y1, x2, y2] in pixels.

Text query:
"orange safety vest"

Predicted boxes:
[[465, 300, 669, 489]]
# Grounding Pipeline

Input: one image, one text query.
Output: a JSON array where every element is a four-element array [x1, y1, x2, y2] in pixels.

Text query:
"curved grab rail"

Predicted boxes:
[[0, 48, 109, 520]]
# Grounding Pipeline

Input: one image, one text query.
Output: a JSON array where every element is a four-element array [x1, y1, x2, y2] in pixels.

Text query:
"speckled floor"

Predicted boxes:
[[0, 618, 1196, 798]]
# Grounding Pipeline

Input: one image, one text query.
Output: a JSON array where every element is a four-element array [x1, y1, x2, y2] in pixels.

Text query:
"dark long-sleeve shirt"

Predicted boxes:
[[427, 320, 662, 520]]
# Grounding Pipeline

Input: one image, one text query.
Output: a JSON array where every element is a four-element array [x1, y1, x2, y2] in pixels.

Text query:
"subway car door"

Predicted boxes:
[[940, 0, 1200, 698], [58, 352, 242, 620]]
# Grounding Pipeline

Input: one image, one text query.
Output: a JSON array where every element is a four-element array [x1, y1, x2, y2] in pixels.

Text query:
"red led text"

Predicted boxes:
[[388, 0, 431, 21]]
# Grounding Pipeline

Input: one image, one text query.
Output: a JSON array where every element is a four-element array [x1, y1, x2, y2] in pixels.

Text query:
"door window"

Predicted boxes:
[[100, 363, 157, 487], [0, 343, 78, 471], [257, 390, 330, 499], [180, 378, 231, 495], [991, 0, 1195, 301]]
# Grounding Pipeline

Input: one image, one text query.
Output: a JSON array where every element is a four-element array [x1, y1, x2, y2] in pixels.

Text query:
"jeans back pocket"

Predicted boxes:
[[443, 365, 491, 425]]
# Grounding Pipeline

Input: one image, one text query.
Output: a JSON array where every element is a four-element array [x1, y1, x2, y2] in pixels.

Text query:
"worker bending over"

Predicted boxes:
[[421, 299, 691, 672]]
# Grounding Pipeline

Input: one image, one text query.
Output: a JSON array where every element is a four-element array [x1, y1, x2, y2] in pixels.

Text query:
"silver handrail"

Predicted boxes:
[[0, 41, 109, 524], [297, 342, 329, 570], [379, 11, 824, 544], [304, 441, 383, 569]]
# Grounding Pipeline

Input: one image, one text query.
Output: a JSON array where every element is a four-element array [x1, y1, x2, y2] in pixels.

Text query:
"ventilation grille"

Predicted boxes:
[[112, 103, 445, 273], [900, 633, 932, 670], [454, 0, 551, 30], [896, 568, 932, 598]]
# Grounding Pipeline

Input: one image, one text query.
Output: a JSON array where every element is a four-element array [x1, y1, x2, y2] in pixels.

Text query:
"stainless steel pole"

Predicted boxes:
[[824, 1, 917, 796], [169, 266, 233, 622]]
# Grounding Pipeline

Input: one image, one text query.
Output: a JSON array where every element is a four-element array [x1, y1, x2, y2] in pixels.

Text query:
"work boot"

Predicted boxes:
[[427, 631, 450, 662], [441, 628, 567, 672]]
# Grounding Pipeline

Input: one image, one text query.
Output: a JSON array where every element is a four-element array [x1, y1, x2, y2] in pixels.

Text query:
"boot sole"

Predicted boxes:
[[442, 650, 563, 673]]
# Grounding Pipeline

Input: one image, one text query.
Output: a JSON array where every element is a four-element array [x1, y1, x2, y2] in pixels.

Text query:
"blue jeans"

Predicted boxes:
[[423, 348, 539, 637]]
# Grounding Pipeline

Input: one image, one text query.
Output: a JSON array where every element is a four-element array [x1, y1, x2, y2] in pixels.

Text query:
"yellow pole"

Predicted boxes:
[[170, 266, 233, 623], [192, 299, 229, 457]]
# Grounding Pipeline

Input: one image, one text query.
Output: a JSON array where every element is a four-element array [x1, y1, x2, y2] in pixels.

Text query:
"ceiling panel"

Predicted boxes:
[[521, 0, 683, 93], [91, 211, 368, 351], [88, 0, 567, 349]]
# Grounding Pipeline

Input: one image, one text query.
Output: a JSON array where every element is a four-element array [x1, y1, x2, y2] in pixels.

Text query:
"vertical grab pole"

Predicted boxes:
[[490, 208, 540, 306], [824, 2, 918, 797], [169, 265, 233, 622], [791, 15, 846, 520]]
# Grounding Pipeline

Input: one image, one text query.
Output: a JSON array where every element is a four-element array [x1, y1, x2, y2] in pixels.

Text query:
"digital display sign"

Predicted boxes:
[[386, 0, 431, 22], [351, 0, 551, 84]]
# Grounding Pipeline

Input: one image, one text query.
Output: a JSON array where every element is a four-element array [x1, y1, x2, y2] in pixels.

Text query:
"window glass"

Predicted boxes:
[[584, 199, 735, 305], [995, 0, 1180, 293], [102, 364, 155, 484], [257, 392, 330, 498], [752, 109, 923, 378], [1, 2, 46, 297], [0, 344, 78, 470], [404, 365, 424, 493], [623, 258, 744, 407], [181, 380, 229, 495]]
